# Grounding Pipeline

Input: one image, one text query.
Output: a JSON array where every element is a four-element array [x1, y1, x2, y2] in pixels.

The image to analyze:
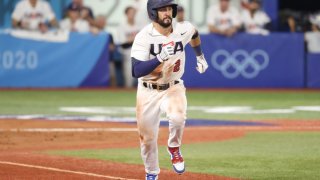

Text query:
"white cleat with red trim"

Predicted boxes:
[[167, 146, 185, 174]]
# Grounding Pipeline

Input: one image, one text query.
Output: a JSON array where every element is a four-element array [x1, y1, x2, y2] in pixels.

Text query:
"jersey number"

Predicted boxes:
[[173, 59, 181, 72]]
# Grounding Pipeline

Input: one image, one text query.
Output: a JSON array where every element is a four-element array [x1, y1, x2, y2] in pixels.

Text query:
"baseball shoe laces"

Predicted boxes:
[[167, 147, 185, 174]]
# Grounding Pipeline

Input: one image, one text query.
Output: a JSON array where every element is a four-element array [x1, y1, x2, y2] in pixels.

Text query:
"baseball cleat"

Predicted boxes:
[[146, 173, 158, 180], [167, 146, 185, 174]]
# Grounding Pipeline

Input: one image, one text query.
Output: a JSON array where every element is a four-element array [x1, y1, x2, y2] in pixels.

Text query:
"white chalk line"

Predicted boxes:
[[1, 126, 319, 133], [188, 126, 320, 131], [0, 161, 139, 180], [0, 128, 138, 132]]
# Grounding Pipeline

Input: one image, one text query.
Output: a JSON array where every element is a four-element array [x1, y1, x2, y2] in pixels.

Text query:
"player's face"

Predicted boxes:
[[157, 6, 173, 28]]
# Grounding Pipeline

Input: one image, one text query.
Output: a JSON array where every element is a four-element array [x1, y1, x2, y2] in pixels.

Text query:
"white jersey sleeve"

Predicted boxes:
[[260, 11, 271, 25], [12, 1, 24, 21], [42, 1, 55, 21], [131, 30, 150, 61], [184, 21, 196, 43]]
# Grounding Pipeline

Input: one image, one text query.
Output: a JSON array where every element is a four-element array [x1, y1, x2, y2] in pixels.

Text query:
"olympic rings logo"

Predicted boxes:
[[211, 49, 269, 79]]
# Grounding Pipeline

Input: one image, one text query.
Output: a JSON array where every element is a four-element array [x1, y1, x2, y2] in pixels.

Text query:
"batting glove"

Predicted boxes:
[[196, 54, 208, 74], [157, 42, 175, 62]]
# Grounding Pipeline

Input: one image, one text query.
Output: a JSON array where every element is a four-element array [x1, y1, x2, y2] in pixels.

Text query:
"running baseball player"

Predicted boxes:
[[131, 0, 208, 179]]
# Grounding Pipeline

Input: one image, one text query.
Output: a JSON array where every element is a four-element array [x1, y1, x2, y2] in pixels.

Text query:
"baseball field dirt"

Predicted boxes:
[[1, 119, 319, 179]]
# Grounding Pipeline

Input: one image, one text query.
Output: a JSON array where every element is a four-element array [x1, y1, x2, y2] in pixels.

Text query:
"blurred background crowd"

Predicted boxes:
[[1, 0, 320, 87]]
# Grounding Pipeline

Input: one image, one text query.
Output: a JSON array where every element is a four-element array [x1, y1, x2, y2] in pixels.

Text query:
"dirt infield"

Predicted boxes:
[[1, 119, 320, 179]]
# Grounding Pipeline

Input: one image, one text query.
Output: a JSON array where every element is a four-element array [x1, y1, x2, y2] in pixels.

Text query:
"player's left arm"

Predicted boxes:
[[189, 30, 208, 74]]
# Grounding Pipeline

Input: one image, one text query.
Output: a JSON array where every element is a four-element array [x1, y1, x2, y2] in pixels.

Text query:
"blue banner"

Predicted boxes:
[[0, 32, 109, 87], [307, 53, 320, 88], [183, 33, 305, 88]]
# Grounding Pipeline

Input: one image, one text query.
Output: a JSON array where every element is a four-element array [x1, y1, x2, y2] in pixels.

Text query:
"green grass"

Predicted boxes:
[[2, 90, 318, 179], [0, 90, 319, 120], [49, 132, 320, 180]]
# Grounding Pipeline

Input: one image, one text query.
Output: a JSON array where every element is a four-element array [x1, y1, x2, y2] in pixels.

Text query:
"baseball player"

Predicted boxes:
[[131, 0, 208, 179]]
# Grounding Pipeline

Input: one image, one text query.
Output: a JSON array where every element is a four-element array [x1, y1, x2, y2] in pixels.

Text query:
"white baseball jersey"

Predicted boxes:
[[241, 10, 271, 35], [131, 21, 195, 84], [206, 5, 241, 31], [12, 0, 55, 31]]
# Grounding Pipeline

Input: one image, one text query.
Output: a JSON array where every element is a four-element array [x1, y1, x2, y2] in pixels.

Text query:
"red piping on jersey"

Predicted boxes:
[[162, 41, 174, 47]]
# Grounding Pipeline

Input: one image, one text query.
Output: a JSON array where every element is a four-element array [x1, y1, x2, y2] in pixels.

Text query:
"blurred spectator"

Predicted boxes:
[[241, 0, 250, 10], [206, 0, 241, 37], [91, 15, 107, 34], [279, 10, 311, 32], [91, 15, 124, 87], [133, 0, 150, 29], [241, 0, 271, 35], [117, 6, 140, 88], [60, 6, 90, 33], [65, 0, 95, 26], [305, 12, 320, 53], [94, 15, 107, 31], [11, 0, 58, 33], [309, 12, 320, 32], [176, 5, 185, 22], [305, 31, 320, 53]]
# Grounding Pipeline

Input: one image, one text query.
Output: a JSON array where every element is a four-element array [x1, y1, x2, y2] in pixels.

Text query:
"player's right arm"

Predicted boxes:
[[131, 33, 174, 78]]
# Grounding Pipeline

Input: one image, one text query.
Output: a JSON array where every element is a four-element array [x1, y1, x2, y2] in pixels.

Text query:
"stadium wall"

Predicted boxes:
[[1, 32, 319, 88]]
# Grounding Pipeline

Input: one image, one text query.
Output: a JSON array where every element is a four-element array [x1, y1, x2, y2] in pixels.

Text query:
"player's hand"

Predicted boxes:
[[157, 41, 175, 62], [196, 54, 208, 74]]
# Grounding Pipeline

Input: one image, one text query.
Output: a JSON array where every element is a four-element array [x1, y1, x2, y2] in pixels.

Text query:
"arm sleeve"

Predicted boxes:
[[12, 2, 23, 21], [44, 2, 55, 21], [262, 12, 271, 25], [131, 32, 150, 61], [131, 57, 161, 78], [184, 21, 196, 43]]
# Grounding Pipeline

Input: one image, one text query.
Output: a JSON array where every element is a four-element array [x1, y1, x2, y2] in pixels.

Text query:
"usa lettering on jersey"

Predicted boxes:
[[150, 41, 184, 56]]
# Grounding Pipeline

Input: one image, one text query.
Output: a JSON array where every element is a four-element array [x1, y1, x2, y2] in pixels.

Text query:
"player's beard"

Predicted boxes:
[[157, 16, 172, 28]]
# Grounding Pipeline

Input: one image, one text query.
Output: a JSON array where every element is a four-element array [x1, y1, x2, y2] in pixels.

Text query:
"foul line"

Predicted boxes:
[[0, 161, 139, 180], [0, 128, 138, 132], [188, 126, 320, 131]]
